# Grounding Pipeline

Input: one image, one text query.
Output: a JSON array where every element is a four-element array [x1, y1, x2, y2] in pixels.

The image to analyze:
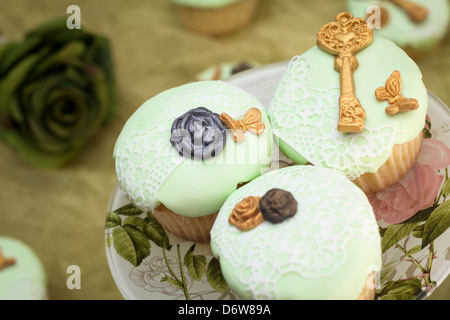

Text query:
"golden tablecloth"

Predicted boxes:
[[0, 0, 449, 300]]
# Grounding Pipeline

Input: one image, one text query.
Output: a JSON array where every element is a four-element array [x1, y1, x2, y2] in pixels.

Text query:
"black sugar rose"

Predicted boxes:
[[259, 188, 298, 223], [231, 62, 253, 75], [0, 19, 117, 168], [170, 107, 227, 160]]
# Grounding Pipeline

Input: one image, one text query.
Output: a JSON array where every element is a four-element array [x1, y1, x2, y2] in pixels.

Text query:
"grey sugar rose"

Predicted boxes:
[[170, 107, 227, 160]]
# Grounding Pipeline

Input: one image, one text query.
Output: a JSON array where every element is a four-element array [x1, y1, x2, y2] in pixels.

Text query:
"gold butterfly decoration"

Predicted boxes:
[[375, 70, 419, 115], [219, 108, 265, 142]]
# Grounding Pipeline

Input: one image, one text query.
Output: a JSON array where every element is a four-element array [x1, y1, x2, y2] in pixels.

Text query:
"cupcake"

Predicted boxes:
[[193, 61, 260, 81], [210, 165, 382, 300], [269, 12, 428, 194], [171, 0, 259, 36], [114, 80, 272, 243], [0, 237, 48, 300], [346, 0, 450, 60]]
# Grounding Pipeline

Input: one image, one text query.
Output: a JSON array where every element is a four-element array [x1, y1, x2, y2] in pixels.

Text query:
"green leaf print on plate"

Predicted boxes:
[[184, 243, 207, 281], [105, 202, 230, 300]]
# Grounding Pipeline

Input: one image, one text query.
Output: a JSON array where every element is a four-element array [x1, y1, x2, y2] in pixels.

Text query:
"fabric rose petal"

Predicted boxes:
[[0, 18, 117, 168], [368, 138, 450, 224]]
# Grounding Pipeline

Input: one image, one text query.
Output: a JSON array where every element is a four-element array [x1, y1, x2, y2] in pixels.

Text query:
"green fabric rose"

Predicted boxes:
[[0, 18, 117, 168]]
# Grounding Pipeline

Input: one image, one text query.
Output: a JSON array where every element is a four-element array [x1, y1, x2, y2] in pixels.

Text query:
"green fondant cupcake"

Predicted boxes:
[[171, 0, 259, 36], [0, 237, 48, 300], [269, 12, 428, 194], [347, 0, 450, 60], [210, 165, 382, 299], [114, 80, 273, 243]]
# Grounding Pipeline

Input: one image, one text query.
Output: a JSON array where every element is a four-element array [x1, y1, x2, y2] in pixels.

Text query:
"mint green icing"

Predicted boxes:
[[210, 165, 382, 300], [269, 36, 428, 178], [114, 80, 272, 217], [171, 0, 243, 9], [0, 237, 48, 300], [347, 0, 450, 50]]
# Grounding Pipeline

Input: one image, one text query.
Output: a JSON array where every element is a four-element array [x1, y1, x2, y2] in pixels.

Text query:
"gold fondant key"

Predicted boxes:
[[317, 12, 374, 133], [388, 0, 428, 23]]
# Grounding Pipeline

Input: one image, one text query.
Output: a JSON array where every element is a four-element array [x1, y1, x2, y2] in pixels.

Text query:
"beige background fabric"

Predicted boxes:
[[0, 0, 449, 300]]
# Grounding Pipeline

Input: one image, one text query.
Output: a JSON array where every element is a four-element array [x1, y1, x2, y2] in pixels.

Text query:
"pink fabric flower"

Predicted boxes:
[[368, 138, 450, 224]]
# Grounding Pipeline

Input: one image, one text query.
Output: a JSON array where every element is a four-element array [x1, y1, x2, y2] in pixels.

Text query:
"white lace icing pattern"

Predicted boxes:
[[210, 166, 381, 299], [269, 55, 401, 179], [115, 82, 258, 212]]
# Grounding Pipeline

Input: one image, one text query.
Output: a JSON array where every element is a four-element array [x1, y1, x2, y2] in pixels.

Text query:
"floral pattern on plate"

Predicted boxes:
[[369, 116, 450, 300], [105, 203, 234, 300]]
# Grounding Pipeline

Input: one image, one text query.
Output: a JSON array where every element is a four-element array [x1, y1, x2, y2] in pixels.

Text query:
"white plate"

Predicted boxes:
[[105, 61, 450, 300]]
